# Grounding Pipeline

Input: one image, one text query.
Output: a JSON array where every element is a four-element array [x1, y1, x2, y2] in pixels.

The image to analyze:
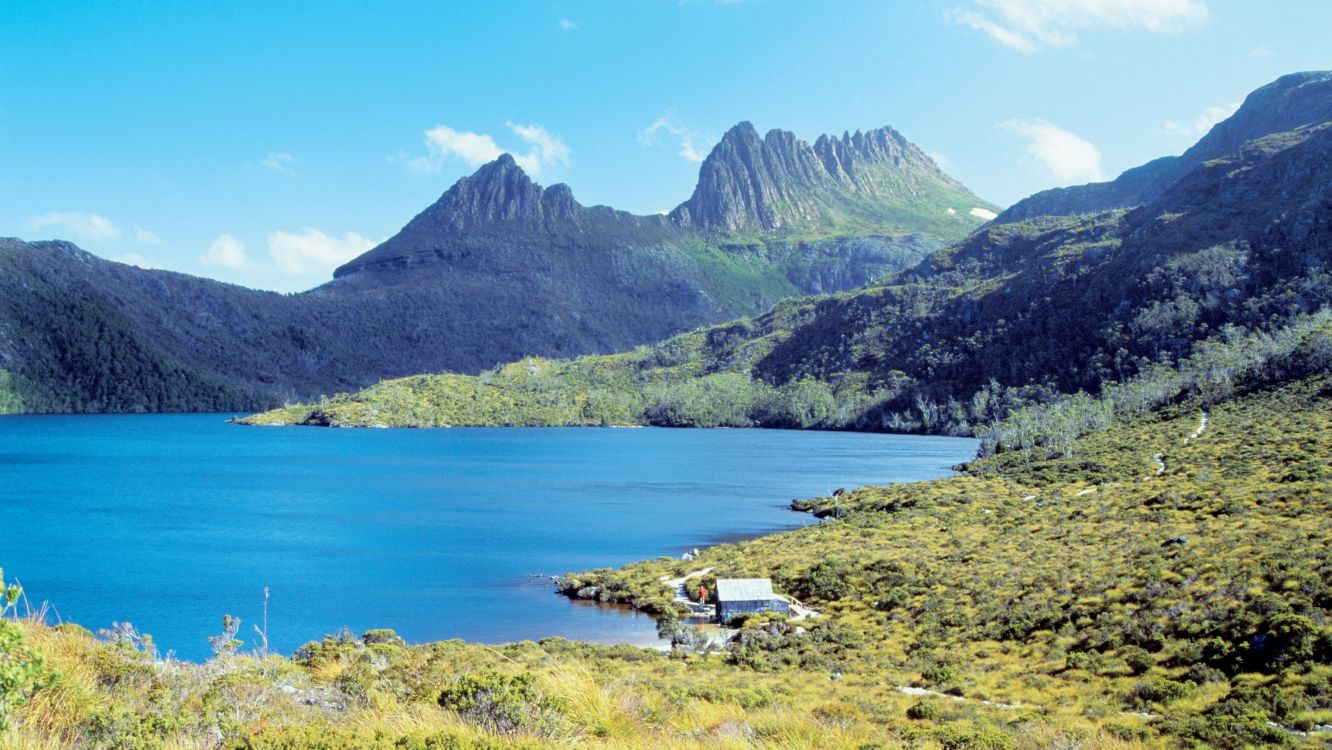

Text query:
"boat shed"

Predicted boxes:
[[715, 578, 789, 624]]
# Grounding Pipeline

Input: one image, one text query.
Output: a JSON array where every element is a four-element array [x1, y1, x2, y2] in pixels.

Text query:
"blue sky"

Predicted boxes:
[[1, 1, 1328, 292]]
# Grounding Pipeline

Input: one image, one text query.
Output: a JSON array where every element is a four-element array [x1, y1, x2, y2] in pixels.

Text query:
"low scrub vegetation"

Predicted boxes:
[[10, 375, 1331, 747]]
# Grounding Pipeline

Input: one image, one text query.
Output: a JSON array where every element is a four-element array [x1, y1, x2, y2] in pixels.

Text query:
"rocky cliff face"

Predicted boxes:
[[335, 154, 591, 278], [399, 153, 579, 233], [671, 123, 992, 234], [334, 120, 993, 282], [996, 70, 1332, 223]]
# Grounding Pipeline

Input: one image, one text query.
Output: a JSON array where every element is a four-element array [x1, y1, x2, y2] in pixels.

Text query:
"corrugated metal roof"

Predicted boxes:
[[715, 578, 776, 601]]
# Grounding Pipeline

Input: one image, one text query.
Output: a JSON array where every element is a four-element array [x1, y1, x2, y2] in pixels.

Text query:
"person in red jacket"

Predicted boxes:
[[697, 585, 709, 604]]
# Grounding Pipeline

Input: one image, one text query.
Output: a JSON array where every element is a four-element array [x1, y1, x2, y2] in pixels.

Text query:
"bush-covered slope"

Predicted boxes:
[[558, 376, 1332, 747], [7, 373, 1331, 748]]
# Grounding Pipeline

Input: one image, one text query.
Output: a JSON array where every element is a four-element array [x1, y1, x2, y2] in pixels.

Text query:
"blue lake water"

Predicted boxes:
[[0, 414, 976, 660]]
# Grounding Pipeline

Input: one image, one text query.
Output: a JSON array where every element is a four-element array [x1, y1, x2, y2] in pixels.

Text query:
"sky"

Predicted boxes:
[[1, 1, 1328, 292]]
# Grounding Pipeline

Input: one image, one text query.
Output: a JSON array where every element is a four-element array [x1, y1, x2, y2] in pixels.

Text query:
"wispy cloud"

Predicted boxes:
[[948, 0, 1209, 53], [639, 112, 710, 163], [201, 234, 252, 270], [267, 228, 376, 276], [133, 226, 162, 245], [201, 228, 378, 285], [999, 118, 1105, 185], [558, 18, 578, 31], [258, 152, 298, 176], [1163, 101, 1240, 139], [29, 211, 123, 241], [398, 122, 570, 177], [505, 122, 571, 171]]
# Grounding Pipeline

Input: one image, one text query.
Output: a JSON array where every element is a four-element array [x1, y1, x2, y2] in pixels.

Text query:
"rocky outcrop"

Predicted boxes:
[[335, 155, 588, 278], [672, 123, 991, 234]]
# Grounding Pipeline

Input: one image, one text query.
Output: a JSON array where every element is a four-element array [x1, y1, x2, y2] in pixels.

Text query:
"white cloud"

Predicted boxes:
[[970, 207, 999, 220], [267, 229, 375, 277], [639, 113, 709, 162], [558, 18, 578, 31], [132, 225, 162, 244], [948, 0, 1209, 53], [258, 152, 298, 176], [416, 126, 504, 171], [29, 211, 123, 241], [505, 122, 571, 172], [402, 122, 570, 178], [1163, 101, 1240, 138], [202, 234, 252, 270], [999, 118, 1106, 185]]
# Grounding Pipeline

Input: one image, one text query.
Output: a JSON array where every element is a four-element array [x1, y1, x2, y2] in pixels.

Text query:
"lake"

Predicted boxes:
[[0, 414, 976, 660]]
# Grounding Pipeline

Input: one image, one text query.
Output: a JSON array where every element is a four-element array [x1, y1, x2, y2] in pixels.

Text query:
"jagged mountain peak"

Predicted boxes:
[[335, 120, 993, 280], [331, 156, 583, 279], [672, 122, 991, 234], [419, 156, 578, 229], [430, 153, 580, 230]]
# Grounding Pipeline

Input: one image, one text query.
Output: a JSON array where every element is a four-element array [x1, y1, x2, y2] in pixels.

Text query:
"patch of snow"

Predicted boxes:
[[946, 207, 957, 215], [970, 207, 998, 220]]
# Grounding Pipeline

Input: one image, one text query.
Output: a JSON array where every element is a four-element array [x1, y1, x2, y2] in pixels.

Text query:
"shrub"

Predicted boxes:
[[922, 662, 960, 686], [363, 629, 406, 647], [437, 671, 563, 736], [906, 699, 943, 720], [679, 684, 773, 709], [1119, 645, 1154, 675], [1128, 677, 1193, 708], [812, 700, 861, 729], [935, 724, 1014, 750], [788, 560, 854, 602]]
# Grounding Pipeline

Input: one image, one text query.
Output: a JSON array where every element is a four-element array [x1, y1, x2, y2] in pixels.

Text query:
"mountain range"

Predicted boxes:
[[0, 124, 994, 413], [244, 71, 1332, 433]]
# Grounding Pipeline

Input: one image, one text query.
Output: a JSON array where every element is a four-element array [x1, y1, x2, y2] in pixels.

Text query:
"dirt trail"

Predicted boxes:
[[1186, 409, 1210, 441], [896, 686, 1025, 710], [1145, 409, 1208, 479], [660, 568, 714, 615]]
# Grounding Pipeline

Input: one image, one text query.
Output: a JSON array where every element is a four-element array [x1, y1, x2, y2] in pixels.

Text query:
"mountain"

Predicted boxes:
[[0, 121, 994, 414], [246, 72, 1332, 431], [670, 123, 994, 235], [994, 70, 1332, 223]]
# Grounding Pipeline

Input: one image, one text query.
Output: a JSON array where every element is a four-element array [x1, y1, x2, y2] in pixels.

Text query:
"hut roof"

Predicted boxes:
[[715, 578, 777, 602]]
